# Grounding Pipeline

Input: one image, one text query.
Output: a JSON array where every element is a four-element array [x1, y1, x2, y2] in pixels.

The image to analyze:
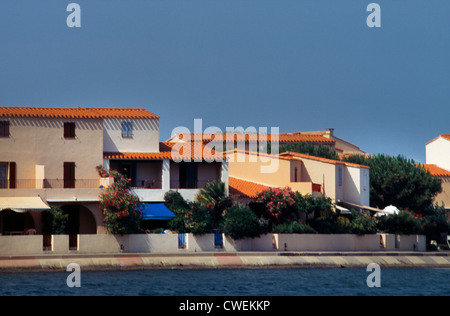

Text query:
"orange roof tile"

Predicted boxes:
[[441, 134, 450, 141], [170, 132, 335, 144], [280, 151, 370, 169], [421, 164, 450, 177], [229, 177, 273, 199], [104, 142, 224, 161], [0, 107, 159, 119]]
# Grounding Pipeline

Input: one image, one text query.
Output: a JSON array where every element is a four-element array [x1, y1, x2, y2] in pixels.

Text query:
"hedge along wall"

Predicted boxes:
[[0, 233, 426, 255]]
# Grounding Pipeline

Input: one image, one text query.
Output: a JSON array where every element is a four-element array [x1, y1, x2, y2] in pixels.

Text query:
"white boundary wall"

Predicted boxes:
[[0, 233, 426, 255]]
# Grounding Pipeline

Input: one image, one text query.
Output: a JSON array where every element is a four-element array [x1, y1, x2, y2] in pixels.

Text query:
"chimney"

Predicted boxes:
[[325, 128, 334, 137]]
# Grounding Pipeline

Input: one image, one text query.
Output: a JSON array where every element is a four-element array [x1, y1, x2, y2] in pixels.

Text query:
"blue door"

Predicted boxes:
[[214, 232, 223, 248], [178, 233, 186, 249]]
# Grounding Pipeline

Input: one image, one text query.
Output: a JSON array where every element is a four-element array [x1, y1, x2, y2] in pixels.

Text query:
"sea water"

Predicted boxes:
[[0, 268, 448, 296]]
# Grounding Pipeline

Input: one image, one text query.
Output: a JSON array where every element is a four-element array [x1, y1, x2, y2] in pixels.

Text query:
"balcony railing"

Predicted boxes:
[[0, 178, 218, 190], [0, 179, 101, 189], [170, 180, 213, 190], [130, 180, 162, 189]]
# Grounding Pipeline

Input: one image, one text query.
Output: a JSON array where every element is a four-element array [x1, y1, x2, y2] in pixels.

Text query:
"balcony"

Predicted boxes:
[[0, 179, 103, 189]]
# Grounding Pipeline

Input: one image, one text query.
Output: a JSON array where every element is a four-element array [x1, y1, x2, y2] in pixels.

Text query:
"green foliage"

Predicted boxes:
[[309, 211, 377, 235], [256, 187, 298, 224], [164, 190, 189, 212], [223, 205, 262, 240], [377, 210, 423, 235], [256, 187, 332, 227], [183, 203, 213, 235], [99, 171, 142, 234], [272, 221, 317, 234], [309, 216, 352, 234], [195, 181, 233, 228], [342, 154, 442, 210], [296, 193, 332, 220], [43, 207, 69, 235], [348, 210, 378, 235], [268, 142, 339, 160]]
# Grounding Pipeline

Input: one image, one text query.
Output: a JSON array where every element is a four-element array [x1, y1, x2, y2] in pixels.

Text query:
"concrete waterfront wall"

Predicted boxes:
[[0, 233, 427, 255]]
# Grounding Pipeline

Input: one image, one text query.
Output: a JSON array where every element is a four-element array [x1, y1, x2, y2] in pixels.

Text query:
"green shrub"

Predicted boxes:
[[272, 221, 317, 234], [309, 216, 351, 234], [223, 205, 261, 240], [164, 190, 189, 212], [349, 210, 378, 235], [184, 203, 213, 235], [377, 210, 423, 235]]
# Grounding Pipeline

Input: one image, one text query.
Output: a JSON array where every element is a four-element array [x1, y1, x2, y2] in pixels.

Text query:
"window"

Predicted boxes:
[[338, 167, 343, 186], [0, 162, 16, 189], [179, 163, 197, 189], [0, 121, 10, 138], [64, 122, 76, 138], [0, 163, 7, 189], [64, 162, 76, 188], [121, 122, 133, 138]]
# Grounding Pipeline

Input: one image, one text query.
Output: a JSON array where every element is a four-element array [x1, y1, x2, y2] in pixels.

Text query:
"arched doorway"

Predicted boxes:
[[59, 204, 97, 235], [0, 209, 35, 235]]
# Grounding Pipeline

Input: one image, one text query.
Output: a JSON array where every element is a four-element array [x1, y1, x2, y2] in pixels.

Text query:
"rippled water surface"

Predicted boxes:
[[0, 268, 448, 296]]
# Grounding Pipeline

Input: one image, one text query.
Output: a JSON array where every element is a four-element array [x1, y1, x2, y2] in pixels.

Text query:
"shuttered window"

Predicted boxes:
[[64, 122, 76, 138], [9, 162, 16, 189], [0, 121, 10, 138], [64, 162, 76, 188]]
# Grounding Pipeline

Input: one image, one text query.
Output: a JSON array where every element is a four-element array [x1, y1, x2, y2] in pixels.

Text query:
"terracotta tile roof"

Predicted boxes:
[[229, 177, 273, 198], [280, 151, 371, 169], [441, 134, 450, 141], [169, 132, 335, 144], [421, 164, 450, 177], [104, 142, 224, 161], [0, 107, 159, 119]]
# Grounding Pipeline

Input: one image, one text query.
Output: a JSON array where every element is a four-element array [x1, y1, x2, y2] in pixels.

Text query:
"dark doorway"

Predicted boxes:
[[180, 162, 198, 189], [0, 209, 34, 235]]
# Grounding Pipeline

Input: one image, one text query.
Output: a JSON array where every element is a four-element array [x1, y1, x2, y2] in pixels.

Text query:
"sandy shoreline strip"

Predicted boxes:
[[0, 252, 449, 272]]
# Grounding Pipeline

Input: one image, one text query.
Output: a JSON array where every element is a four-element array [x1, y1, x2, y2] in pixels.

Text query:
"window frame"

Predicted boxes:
[[121, 121, 133, 138], [0, 121, 10, 138], [64, 122, 76, 139]]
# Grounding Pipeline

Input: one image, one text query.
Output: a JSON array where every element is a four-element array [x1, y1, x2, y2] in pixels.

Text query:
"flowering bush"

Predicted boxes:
[[99, 171, 142, 234], [183, 203, 213, 235], [349, 210, 378, 235], [256, 187, 298, 224]]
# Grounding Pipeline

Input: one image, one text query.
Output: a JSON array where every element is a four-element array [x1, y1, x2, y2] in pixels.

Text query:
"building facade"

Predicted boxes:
[[0, 107, 227, 236], [227, 149, 371, 211]]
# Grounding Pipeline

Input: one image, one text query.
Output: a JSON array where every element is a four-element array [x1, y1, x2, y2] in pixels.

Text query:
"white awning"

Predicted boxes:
[[335, 205, 351, 214], [0, 197, 50, 213], [339, 201, 383, 213]]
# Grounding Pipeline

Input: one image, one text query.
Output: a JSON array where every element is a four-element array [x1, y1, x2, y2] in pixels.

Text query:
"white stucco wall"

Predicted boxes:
[[103, 118, 159, 153], [426, 137, 450, 171], [343, 166, 370, 206]]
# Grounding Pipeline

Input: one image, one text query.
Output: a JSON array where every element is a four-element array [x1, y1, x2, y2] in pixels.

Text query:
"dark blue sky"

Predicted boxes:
[[0, 1, 449, 162]]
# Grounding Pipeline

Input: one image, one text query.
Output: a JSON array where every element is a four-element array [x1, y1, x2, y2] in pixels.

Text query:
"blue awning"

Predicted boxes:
[[140, 203, 175, 220]]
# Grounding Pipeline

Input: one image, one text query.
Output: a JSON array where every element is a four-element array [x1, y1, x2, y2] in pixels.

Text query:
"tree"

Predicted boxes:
[[342, 154, 442, 211], [99, 171, 142, 234], [268, 142, 339, 160], [195, 181, 233, 228]]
